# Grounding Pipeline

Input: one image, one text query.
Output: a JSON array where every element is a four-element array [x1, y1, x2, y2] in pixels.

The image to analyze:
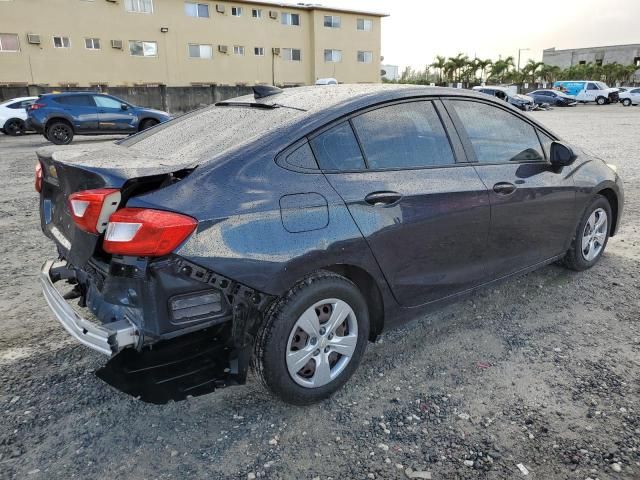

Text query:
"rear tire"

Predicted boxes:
[[253, 271, 369, 405], [562, 195, 612, 271], [4, 119, 25, 136], [596, 96, 607, 105], [47, 121, 74, 145], [622, 98, 632, 107], [139, 118, 159, 131]]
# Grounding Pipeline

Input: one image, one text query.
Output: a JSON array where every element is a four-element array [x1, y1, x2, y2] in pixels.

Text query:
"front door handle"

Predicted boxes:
[[364, 191, 402, 206], [493, 182, 517, 195]]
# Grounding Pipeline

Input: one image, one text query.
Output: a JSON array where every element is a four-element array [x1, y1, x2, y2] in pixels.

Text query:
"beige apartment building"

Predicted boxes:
[[0, 0, 386, 88]]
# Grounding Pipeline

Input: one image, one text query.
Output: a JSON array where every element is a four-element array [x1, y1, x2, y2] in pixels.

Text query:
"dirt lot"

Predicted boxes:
[[0, 104, 638, 480]]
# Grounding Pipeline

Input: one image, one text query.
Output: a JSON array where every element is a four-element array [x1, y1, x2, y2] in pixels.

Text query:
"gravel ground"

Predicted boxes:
[[0, 105, 638, 480]]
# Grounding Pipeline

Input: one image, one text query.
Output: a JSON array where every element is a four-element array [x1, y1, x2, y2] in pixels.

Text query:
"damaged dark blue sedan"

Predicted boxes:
[[37, 85, 623, 405]]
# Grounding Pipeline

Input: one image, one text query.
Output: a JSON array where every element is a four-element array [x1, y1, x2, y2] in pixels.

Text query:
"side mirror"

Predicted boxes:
[[121, 103, 129, 110], [550, 141, 577, 167]]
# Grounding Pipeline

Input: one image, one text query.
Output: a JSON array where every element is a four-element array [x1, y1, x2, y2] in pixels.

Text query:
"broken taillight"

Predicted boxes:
[[67, 188, 121, 234], [103, 208, 197, 257], [35, 163, 43, 193]]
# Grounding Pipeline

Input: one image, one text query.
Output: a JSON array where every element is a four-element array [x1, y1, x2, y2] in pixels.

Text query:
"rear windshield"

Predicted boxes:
[[121, 104, 304, 163]]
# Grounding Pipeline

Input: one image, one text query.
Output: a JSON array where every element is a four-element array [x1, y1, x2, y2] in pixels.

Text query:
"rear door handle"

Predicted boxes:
[[493, 182, 516, 195], [364, 191, 402, 206]]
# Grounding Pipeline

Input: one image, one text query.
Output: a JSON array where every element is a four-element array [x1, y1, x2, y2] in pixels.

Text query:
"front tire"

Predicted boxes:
[[139, 118, 159, 131], [254, 271, 369, 405], [596, 96, 607, 105], [47, 121, 74, 145], [622, 98, 632, 107], [562, 195, 612, 271]]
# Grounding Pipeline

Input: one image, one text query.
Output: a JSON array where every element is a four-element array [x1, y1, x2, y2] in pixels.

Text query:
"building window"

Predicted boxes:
[[129, 40, 158, 57], [233, 45, 245, 55], [357, 18, 373, 31], [634, 56, 640, 67], [281, 12, 300, 26], [254, 47, 264, 56], [185, 2, 209, 18], [578, 60, 586, 65], [252, 8, 262, 18], [282, 48, 301, 62], [85, 38, 101, 50], [231, 6, 242, 16], [188, 43, 212, 59], [0, 33, 19, 52], [53, 36, 71, 48], [323, 15, 341, 28], [324, 49, 342, 63], [357, 50, 373, 63], [125, 0, 153, 14]]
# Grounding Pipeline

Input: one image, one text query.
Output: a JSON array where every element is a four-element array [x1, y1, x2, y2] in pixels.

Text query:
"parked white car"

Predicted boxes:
[[0, 96, 37, 135], [619, 87, 640, 106], [315, 78, 338, 85]]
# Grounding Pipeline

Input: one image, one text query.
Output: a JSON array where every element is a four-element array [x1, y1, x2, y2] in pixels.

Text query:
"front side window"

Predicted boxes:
[[310, 122, 366, 171], [587, 83, 598, 90], [189, 43, 212, 59], [231, 6, 242, 16], [631, 88, 640, 94], [129, 40, 157, 57], [324, 49, 342, 63], [125, 0, 153, 13], [281, 12, 300, 26], [282, 48, 301, 62], [85, 38, 100, 49], [352, 101, 455, 169], [252, 8, 262, 18], [357, 51, 372, 63], [451, 100, 544, 163], [0, 33, 20, 52], [357, 18, 373, 31], [233, 45, 245, 55], [53, 36, 70, 48], [324, 15, 340, 28], [184, 2, 209, 18], [94, 95, 123, 109]]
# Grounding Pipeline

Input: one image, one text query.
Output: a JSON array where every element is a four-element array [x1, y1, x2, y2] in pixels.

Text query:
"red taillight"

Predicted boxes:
[[29, 103, 45, 111], [68, 188, 121, 234], [35, 163, 43, 193], [103, 208, 197, 257]]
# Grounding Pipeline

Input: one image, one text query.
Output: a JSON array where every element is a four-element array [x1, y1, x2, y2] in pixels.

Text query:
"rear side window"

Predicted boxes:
[[310, 122, 365, 171], [54, 95, 95, 106], [351, 101, 455, 169], [451, 100, 544, 163]]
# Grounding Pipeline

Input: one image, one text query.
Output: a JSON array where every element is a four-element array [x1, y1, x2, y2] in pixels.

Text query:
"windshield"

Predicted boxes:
[[596, 82, 609, 90]]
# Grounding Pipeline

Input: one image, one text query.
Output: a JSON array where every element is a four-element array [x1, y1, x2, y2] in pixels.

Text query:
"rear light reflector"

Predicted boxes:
[[29, 102, 45, 111], [103, 208, 197, 257], [67, 188, 121, 234], [35, 163, 43, 193]]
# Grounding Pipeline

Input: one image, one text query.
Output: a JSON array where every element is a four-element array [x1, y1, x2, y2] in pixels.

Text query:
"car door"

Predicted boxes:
[[310, 99, 491, 307], [54, 95, 99, 131], [94, 95, 137, 132], [631, 88, 640, 104], [444, 99, 576, 278]]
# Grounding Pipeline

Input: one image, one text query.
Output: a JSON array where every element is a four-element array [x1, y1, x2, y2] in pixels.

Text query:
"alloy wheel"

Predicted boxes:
[[5, 120, 22, 136], [286, 298, 358, 388], [581, 208, 608, 262], [50, 125, 71, 143]]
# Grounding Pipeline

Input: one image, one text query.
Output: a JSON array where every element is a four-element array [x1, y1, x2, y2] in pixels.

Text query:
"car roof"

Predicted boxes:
[[1, 96, 38, 104], [40, 91, 100, 98]]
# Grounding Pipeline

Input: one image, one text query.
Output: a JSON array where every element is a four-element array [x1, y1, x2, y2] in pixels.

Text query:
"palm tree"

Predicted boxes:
[[491, 57, 514, 83], [448, 53, 469, 83], [430, 55, 447, 85], [475, 59, 493, 83], [539, 64, 560, 84], [522, 60, 544, 84]]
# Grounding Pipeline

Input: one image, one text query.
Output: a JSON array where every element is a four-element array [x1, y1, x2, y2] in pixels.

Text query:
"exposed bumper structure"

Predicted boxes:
[[40, 259, 139, 356]]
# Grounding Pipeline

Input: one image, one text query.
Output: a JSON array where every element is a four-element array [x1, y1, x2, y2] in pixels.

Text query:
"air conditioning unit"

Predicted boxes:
[[111, 39, 123, 49], [269, 10, 278, 19], [218, 45, 228, 54], [27, 34, 41, 45], [216, 4, 225, 13], [272, 48, 280, 56]]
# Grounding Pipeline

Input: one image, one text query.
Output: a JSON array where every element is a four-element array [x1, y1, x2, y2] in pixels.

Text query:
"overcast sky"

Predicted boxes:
[[283, 0, 640, 68]]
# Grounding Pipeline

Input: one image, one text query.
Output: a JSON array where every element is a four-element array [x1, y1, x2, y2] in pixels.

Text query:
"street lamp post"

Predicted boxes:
[[517, 48, 530, 72]]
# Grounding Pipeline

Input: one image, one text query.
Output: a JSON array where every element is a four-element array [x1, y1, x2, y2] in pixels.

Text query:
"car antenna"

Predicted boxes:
[[253, 85, 283, 99]]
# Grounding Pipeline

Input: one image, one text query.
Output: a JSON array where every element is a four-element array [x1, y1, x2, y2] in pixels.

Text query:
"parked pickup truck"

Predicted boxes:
[[553, 81, 619, 105]]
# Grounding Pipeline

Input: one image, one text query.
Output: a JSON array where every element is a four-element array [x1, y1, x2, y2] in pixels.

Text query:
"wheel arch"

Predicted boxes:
[[138, 117, 159, 131], [45, 116, 74, 132], [322, 263, 385, 341], [596, 187, 619, 236]]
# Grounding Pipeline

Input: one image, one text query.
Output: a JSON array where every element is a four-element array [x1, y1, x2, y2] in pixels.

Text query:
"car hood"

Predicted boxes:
[[136, 107, 170, 117], [512, 94, 533, 103]]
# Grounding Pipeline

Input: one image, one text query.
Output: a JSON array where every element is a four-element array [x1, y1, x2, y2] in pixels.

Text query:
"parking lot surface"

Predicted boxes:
[[0, 104, 638, 479]]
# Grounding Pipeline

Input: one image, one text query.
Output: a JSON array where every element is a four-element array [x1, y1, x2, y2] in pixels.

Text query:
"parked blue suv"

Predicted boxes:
[[27, 92, 171, 145]]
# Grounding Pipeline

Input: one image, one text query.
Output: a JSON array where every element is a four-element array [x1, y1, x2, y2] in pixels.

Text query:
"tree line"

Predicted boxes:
[[386, 54, 639, 86]]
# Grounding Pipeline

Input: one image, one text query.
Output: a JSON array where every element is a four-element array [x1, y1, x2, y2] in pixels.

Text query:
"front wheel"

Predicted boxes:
[[596, 96, 607, 105], [139, 118, 159, 131], [47, 122, 74, 145], [254, 271, 369, 405], [562, 195, 612, 271], [622, 98, 632, 107]]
